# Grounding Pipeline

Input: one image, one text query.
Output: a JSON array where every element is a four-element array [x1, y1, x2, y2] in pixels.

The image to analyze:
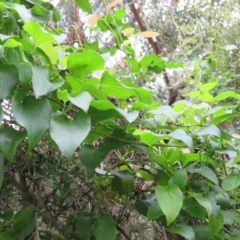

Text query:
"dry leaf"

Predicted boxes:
[[140, 31, 160, 38], [89, 15, 100, 27], [117, 61, 125, 68], [106, 0, 120, 10], [121, 28, 135, 35]]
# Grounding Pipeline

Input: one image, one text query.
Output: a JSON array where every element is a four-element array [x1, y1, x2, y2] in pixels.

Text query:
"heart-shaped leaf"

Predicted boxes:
[[93, 214, 116, 240], [68, 91, 92, 113], [155, 184, 183, 225], [0, 128, 26, 162], [169, 224, 195, 240], [75, 0, 92, 13], [0, 65, 18, 99], [170, 129, 193, 150], [50, 111, 91, 159], [0, 153, 4, 189], [13, 205, 36, 239], [12, 95, 51, 151], [32, 66, 52, 98], [67, 51, 104, 75]]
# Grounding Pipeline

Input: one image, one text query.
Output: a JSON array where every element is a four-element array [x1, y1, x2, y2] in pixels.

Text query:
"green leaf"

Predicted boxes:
[[17, 63, 32, 86], [159, 106, 177, 122], [169, 224, 195, 240], [32, 66, 52, 98], [215, 193, 231, 210], [50, 111, 91, 159], [192, 225, 210, 240], [133, 129, 168, 146], [12, 95, 51, 151], [169, 169, 187, 192], [210, 113, 239, 125], [190, 192, 212, 218], [0, 230, 16, 240], [209, 212, 224, 237], [135, 194, 156, 216], [188, 166, 218, 185], [214, 91, 240, 101], [69, 91, 92, 113], [90, 100, 139, 123], [0, 209, 14, 221], [57, 89, 68, 104], [4, 2, 31, 23], [13, 205, 36, 239], [0, 65, 18, 99], [0, 153, 4, 189], [75, 0, 92, 13], [222, 174, 240, 191], [76, 213, 92, 240], [199, 81, 218, 91], [183, 197, 206, 220], [23, 20, 56, 46], [0, 106, 2, 125], [93, 214, 116, 240], [147, 202, 164, 220], [112, 170, 134, 196], [0, 128, 26, 162], [170, 129, 193, 150], [79, 138, 126, 174], [100, 72, 134, 99], [180, 153, 215, 167], [195, 124, 221, 138], [67, 51, 104, 75], [155, 185, 183, 225]]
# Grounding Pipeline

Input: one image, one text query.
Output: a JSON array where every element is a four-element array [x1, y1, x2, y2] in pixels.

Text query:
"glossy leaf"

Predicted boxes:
[[147, 202, 164, 220], [222, 174, 240, 191], [0, 65, 18, 99], [17, 63, 32, 86], [159, 105, 177, 122], [135, 194, 156, 216], [0, 230, 16, 240], [93, 214, 116, 240], [0, 154, 4, 189], [209, 212, 224, 237], [193, 225, 210, 240], [155, 185, 183, 225], [195, 124, 221, 138], [0, 128, 26, 162], [189, 166, 218, 185], [100, 72, 134, 99], [67, 51, 104, 75], [50, 111, 91, 159], [76, 213, 92, 240], [4, 2, 31, 22], [183, 198, 206, 220], [0, 106, 2, 125], [79, 137, 126, 174], [112, 170, 134, 195], [13, 205, 36, 239], [169, 169, 187, 192], [170, 129, 193, 150], [68, 91, 92, 113], [75, 0, 92, 13], [190, 192, 212, 218], [31, 66, 52, 98], [12, 95, 51, 151], [169, 224, 195, 240], [23, 20, 56, 46]]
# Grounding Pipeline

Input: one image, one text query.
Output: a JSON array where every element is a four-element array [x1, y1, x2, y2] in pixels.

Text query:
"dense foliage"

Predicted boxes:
[[0, 0, 240, 239]]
